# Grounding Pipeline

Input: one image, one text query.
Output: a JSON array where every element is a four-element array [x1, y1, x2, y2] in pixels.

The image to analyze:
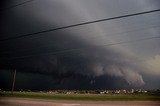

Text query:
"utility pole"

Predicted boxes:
[[12, 69, 16, 93]]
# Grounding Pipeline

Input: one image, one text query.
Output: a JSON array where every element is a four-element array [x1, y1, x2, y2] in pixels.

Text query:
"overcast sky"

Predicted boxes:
[[0, 0, 160, 90]]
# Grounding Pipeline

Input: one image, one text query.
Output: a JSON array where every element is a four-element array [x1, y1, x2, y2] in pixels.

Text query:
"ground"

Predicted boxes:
[[0, 97, 160, 106], [0, 91, 160, 106]]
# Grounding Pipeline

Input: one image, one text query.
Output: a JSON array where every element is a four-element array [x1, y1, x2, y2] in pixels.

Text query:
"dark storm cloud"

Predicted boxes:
[[3, 45, 144, 88], [0, 0, 160, 90], [0, 27, 145, 88]]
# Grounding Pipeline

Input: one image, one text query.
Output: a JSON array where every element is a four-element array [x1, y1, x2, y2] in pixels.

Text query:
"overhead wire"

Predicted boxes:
[[0, 0, 35, 12], [0, 25, 160, 54], [0, 9, 160, 42], [0, 4, 160, 60], [1, 35, 160, 60]]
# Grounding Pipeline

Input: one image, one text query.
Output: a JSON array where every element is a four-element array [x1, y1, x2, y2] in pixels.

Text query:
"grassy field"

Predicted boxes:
[[0, 91, 160, 101]]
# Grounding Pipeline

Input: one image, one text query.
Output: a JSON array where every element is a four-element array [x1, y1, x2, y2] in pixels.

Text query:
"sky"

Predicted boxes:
[[0, 0, 160, 90]]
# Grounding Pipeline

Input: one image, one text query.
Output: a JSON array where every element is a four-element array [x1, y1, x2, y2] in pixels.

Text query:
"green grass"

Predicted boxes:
[[1, 91, 160, 101]]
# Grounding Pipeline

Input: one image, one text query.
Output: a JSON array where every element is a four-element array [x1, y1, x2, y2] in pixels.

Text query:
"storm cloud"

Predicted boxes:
[[0, 0, 160, 90]]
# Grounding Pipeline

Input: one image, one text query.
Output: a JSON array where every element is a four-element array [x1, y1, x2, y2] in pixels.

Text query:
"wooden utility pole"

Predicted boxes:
[[12, 69, 16, 93]]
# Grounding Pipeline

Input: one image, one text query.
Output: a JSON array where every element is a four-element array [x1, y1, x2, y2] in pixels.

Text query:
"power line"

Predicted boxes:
[[0, 0, 35, 12], [2, 36, 160, 60], [0, 9, 160, 42], [1, 25, 160, 54]]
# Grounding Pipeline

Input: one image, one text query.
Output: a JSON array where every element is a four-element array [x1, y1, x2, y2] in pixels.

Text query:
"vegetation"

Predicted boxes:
[[1, 91, 160, 101]]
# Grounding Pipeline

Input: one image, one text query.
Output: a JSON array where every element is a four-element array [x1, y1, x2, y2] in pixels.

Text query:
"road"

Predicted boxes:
[[0, 97, 160, 106]]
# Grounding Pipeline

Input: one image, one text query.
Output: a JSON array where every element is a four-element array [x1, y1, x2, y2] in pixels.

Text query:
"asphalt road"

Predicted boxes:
[[0, 97, 160, 106]]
